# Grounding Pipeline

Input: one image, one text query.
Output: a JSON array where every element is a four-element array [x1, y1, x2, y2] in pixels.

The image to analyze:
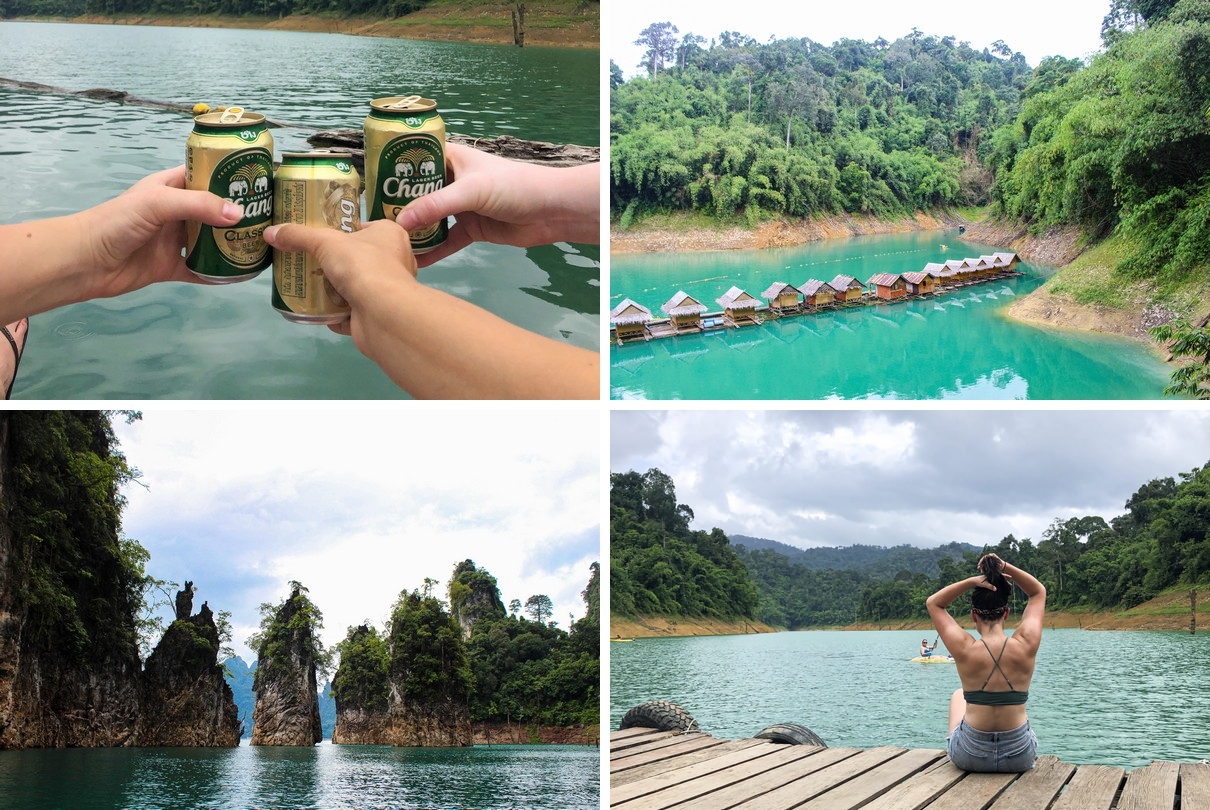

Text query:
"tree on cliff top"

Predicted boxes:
[[330, 625, 389, 713], [448, 559, 506, 632], [247, 582, 332, 692], [388, 590, 473, 703]]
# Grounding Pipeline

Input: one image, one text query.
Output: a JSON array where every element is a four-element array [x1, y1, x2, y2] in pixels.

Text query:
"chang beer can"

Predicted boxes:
[[364, 95, 448, 253], [185, 108, 274, 282], [271, 151, 360, 324]]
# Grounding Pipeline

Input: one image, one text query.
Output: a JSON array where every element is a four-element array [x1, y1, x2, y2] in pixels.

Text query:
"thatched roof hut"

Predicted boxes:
[[762, 282, 802, 314], [661, 291, 707, 332], [717, 286, 761, 326], [610, 298, 654, 344], [830, 274, 865, 302], [800, 279, 837, 307], [902, 271, 936, 295]]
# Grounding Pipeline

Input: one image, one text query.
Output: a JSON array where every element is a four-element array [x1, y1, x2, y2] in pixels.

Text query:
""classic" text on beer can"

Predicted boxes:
[[363, 95, 448, 254], [185, 108, 275, 282], [271, 151, 361, 324]]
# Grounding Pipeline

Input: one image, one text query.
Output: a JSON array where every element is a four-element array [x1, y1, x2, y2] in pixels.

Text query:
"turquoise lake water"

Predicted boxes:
[[609, 232, 1175, 400], [0, 742, 599, 809], [0, 22, 599, 399], [610, 629, 1210, 768]]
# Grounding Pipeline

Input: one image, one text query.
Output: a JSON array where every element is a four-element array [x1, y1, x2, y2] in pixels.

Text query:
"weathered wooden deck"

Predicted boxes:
[[610, 728, 1210, 810]]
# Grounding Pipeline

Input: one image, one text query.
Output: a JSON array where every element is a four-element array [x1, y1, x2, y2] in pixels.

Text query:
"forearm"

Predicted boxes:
[[0, 214, 96, 323], [357, 280, 598, 399], [534, 163, 600, 244], [1002, 563, 1046, 599], [926, 576, 983, 609]]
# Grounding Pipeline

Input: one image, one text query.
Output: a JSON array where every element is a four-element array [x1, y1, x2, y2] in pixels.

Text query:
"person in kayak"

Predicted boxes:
[[926, 553, 1046, 773], [920, 638, 937, 658]]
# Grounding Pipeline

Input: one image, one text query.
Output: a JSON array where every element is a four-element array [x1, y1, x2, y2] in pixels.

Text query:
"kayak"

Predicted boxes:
[[611, 638, 635, 642], [910, 655, 955, 663]]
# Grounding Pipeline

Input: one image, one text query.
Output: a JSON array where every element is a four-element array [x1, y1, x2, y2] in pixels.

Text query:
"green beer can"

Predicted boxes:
[[363, 95, 448, 253], [185, 108, 275, 282]]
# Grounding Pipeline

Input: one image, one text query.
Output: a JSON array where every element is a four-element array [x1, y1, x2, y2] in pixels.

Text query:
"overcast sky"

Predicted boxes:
[[611, 410, 1210, 551], [610, 0, 1110, 78], [113, 410, 600, 665]]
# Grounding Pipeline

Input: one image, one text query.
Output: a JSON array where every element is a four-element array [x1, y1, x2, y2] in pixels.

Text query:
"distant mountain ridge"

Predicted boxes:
[[730, 536, 981, 578]]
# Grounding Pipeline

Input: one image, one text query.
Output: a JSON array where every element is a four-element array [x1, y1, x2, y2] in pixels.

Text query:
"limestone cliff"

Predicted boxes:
[[138, 603, 240, 747], [448, 560, 506, 639], [250, 588, 323, 746]]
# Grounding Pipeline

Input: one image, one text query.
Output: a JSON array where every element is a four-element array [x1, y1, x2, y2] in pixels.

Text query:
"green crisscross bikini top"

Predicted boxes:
[[963, 637, 1029, 706]]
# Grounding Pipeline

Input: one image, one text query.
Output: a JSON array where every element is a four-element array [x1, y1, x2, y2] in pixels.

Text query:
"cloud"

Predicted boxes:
[[114, 410, 600, 661], [610, 410, 1210, 551]]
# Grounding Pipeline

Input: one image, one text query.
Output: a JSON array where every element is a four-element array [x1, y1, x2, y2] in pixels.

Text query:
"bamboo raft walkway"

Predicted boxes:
[[610, 728, 1210, 810], [613, 270, 1023, 347]]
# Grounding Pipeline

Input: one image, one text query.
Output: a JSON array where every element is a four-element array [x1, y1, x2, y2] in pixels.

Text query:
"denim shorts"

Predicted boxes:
[[946, 719, 1038, 773]]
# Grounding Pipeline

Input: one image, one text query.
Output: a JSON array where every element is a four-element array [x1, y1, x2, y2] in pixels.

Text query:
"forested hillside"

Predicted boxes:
[[1, 0, 431, 18], [611, 465, 1210, 630], [611, 24, 1030, 225], [732, 535, 978, 578], [990, 0, 1210, 281]]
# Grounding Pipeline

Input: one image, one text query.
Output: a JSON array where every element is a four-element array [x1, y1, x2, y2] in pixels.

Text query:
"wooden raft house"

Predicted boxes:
[[830, 275, 865, 304], [661, 292, 710, 334], [763, 282, 804, 315], [611, 251, 1024, 346], [867, 273, 907, 301], [718, 287, 763, 327], [610, 299, 654, 346], [610, 726, 1210, 810], [801, 280, 838, 309]]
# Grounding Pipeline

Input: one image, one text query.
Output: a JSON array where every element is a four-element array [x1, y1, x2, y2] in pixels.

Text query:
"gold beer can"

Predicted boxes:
[[364, 95, 448, 253], [271, 151, 360, 324], [185, 108, 274, 282]]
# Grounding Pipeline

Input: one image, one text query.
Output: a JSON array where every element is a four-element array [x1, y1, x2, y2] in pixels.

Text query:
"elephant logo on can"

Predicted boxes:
[[395, 160, 415, 178], [253, 175, 269, 193], [419, 159, 436, 176], [228, 179, 249, 198]]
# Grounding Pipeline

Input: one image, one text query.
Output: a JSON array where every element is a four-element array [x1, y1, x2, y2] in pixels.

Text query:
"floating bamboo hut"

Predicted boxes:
[[717, 287, 762, 327], [992, 251, 1020, 271], [801, 280, 837, 308], [867, 273, 907, 301], [762, 282, 803, 315], [830, 275, 865, 303], [609, 299, 653, 345], [901, 271, 935, 295], [661, 291, 708, 333]]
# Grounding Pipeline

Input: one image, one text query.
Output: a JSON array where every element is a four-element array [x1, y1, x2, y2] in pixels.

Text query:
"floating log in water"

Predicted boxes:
[[307, 130, 599, 168], [1, 76, 599, 167]]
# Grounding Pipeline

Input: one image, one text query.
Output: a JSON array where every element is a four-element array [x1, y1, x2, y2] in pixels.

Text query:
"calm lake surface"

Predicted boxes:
[[609, 232, 1174, 399], [610, 629, 1210, 768], [0, 742, 599, 809], [0, 22, 599, 399]]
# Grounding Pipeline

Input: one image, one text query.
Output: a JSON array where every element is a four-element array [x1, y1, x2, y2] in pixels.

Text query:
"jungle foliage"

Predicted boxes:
[[611, 25, 1030, 225], [330, 625, 389, 712], [388, 588, 473, 703], [2, 411, 153, 665], [248, 581, 332, 691], [464, 561, 599, 727], [610, 468, 760, 620], [990, 0, 1210, 281]]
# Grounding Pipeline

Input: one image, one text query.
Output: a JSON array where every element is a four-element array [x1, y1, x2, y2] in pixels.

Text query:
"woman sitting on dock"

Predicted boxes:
[[925, 553, 1046, 773]]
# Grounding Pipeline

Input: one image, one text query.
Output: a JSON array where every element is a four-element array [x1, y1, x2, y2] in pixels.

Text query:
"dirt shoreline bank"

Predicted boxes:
[[9, 9, 599, 48], [610, 615, 776, 639]]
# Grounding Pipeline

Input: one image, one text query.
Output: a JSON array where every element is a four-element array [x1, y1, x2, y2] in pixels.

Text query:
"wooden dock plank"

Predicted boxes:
[[857, 760, 968, 810], [611, 734, 726, 773], [620, 746, 844, 810], [612, 732, 710, 761], [799, 748, 948, 810], [727, 747, 906, 810], [1049, 764, 1125, 810], [1117, 761, 1179, 810], [612, 730, 678, 753], [1180, 762, 1210, 810], [613, 727, 671, 744], [611, 741, 789, 806], [921, 770, 1019, 810], [612, 740, 772, 788], [986, 755, 1076, 810]]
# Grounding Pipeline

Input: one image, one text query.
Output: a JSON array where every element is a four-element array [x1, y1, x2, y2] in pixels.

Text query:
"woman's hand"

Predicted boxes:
[[80, 165, 245, 300], [395, 142, 599, 267]]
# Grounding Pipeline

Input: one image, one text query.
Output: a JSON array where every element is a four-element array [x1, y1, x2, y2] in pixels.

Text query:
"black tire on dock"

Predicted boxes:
[[619, 701, 701, 733], [754, 723, 826, 747]]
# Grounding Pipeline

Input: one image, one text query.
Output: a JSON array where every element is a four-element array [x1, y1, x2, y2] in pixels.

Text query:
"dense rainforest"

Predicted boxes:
[[0, 0, 432, 19], [611, 465, 1210, 629], [611, 0, 1210, 294]]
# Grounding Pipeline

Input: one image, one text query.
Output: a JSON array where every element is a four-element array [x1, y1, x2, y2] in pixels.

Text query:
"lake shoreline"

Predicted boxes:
[[5, 8, 600, 48], [610, 615, 777, 639]]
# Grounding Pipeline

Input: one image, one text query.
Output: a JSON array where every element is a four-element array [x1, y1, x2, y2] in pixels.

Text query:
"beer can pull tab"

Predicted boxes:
[[219, 106, 246, 123], [386, 95, 423, 110]]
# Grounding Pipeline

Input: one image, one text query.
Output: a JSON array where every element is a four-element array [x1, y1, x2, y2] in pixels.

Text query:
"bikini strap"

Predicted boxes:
[[978, 637, 1015, 690]]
